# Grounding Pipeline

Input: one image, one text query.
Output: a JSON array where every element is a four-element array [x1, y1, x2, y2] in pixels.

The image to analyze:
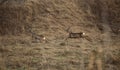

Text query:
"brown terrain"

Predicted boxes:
[[0, 0, 120, 70]]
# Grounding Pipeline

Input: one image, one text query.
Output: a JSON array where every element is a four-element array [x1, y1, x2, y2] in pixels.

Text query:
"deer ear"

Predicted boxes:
[[65, 26, 72, 33], [66, 28, 70, 32]]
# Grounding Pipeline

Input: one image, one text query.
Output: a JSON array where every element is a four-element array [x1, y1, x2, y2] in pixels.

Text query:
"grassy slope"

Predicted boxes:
[[0, 0, 120, 70]]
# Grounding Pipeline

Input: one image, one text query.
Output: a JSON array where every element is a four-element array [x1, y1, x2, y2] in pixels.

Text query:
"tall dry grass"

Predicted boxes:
[[0, 0, 33, 35], [0, 0, 119, 70]]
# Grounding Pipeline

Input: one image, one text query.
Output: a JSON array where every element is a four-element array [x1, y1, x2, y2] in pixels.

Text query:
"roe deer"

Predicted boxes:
[[68, 32, 85, 38]]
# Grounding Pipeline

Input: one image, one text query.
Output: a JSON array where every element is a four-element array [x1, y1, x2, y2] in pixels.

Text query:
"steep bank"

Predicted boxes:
[[0, 0, 120, 70]]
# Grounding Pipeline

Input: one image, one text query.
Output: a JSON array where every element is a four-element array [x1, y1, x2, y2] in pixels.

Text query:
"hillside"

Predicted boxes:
[[0, 0, 120, 70]]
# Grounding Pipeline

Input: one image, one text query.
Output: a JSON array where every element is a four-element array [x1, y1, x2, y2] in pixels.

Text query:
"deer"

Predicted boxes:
[[68, 32, 85, 38], [64, 26, 86, 40], [32, 34, 46, 43], [27, 28, 47, 43], [64, 26, 92, 42]]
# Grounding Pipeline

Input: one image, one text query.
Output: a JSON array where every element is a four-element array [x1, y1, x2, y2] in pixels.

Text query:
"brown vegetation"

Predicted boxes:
[[0, 0, 120, 70]]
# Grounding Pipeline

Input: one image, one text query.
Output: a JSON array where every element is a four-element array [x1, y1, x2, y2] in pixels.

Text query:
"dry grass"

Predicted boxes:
[[0, 0, 120, 70]]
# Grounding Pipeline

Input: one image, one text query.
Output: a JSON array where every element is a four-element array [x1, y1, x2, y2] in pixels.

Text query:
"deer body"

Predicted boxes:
[[32, 34, 46, 43], [68, 32, 85, 38]]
